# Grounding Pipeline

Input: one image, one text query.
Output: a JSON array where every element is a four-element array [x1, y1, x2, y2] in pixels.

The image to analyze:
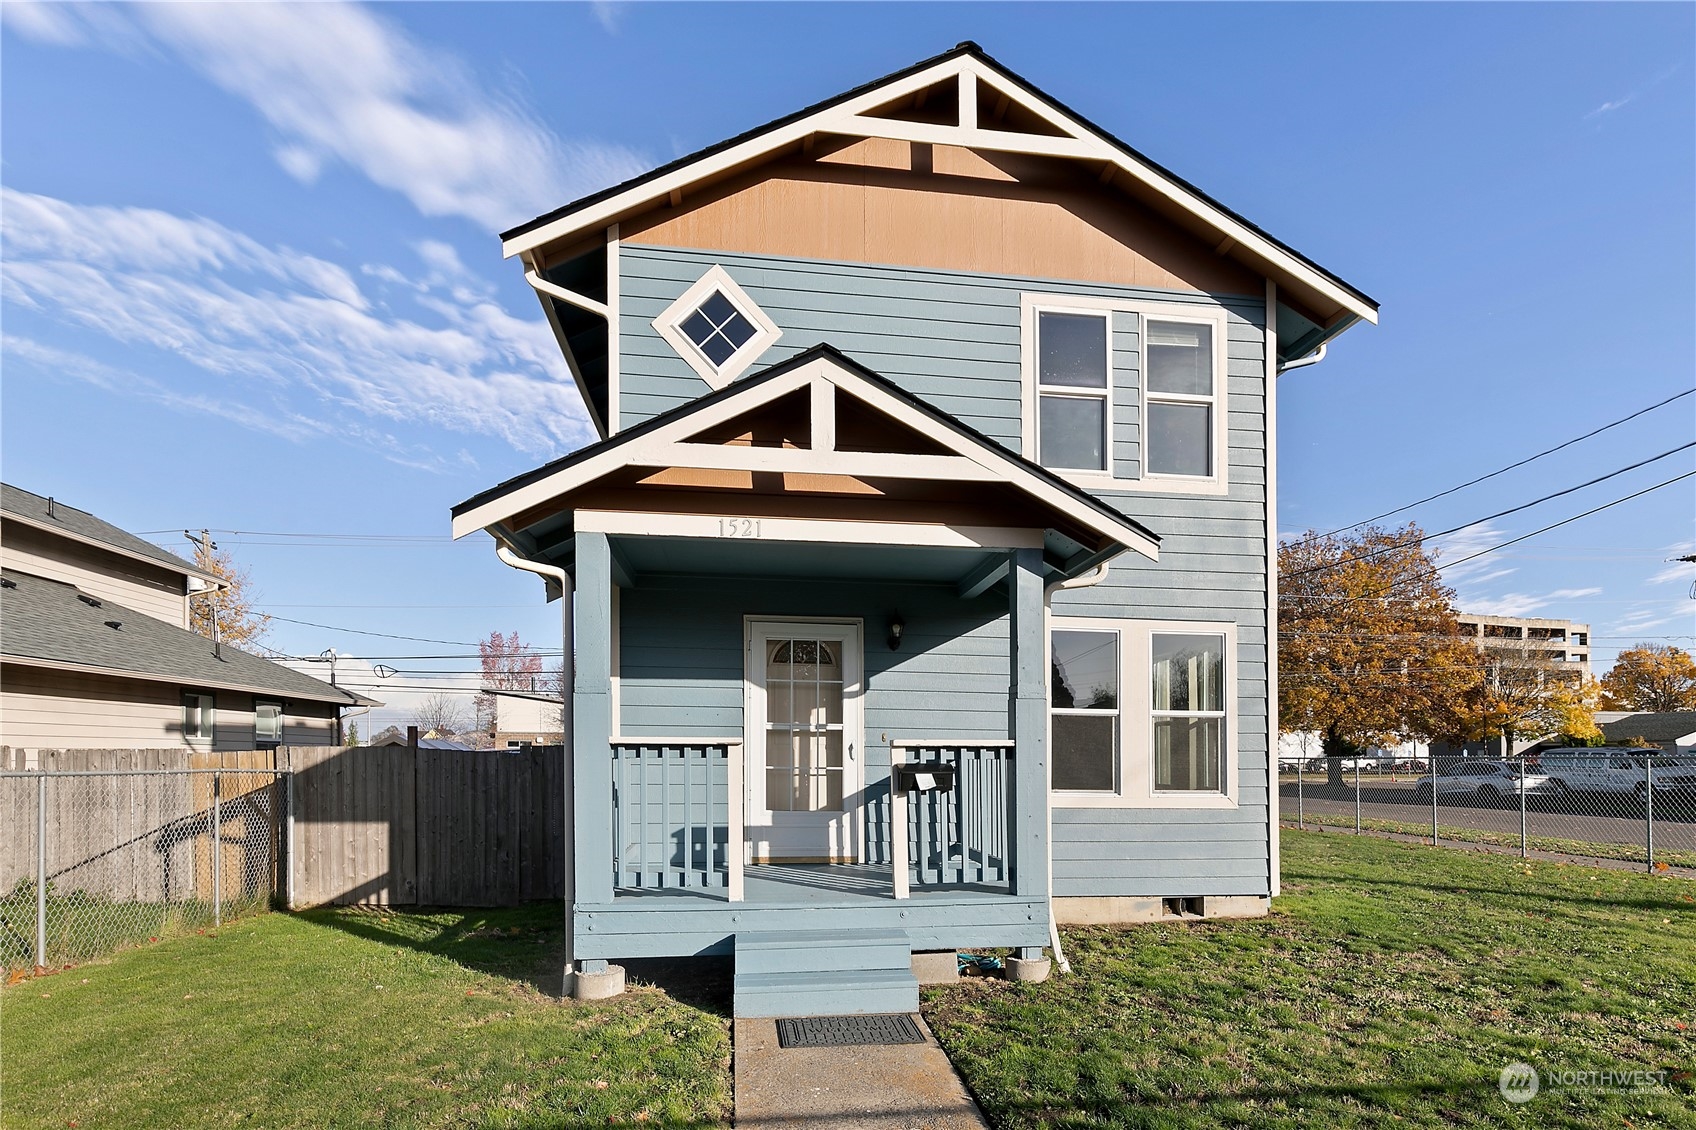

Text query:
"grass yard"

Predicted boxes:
[[1290, 809, 1696, 870], [926, 830, 1696, 1129], [1, 904, 731, 1129]]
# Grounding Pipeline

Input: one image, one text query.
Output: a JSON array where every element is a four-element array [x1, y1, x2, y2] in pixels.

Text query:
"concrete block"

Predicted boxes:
[[572, 963, 626, 1000], [1003, 956, 1050, 983], [911, 950, 959, 985], [1205, 895, 1270, 919]]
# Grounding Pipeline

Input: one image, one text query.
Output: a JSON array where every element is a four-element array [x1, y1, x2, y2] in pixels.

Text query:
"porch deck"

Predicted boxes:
[[614, 862, 1014, 905]]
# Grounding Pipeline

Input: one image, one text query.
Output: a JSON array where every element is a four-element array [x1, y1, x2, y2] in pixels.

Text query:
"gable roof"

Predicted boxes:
[[452, 344, 1160, 567], [501, 42, 1377, 329], [1599, 711, 1696, 746], [0, 569, 376, 707], [1, 482, 223, 586]]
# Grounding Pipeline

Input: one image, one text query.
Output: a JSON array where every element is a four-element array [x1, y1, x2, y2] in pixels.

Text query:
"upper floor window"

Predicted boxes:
[[1035, 311, 1110, 472], [653, 264, 783, 389], [1145, 320, 1214, 479], [1021, 295, 1229, 493]]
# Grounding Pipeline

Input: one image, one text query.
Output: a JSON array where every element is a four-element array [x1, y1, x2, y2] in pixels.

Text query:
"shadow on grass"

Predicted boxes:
[[295, 903, 567, 996], [294, 903, 735, 1016]]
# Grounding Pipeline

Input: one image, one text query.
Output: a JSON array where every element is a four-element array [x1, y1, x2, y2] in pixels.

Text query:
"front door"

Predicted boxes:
[[746, 620, 864, 863]]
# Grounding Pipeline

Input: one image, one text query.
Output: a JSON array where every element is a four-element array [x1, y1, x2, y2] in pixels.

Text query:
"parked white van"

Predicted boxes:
[[1532, 748, 1696, 796]]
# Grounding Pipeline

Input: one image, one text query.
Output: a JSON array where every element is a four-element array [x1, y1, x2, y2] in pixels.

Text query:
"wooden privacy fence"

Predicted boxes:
[[287, 743, 565, 907]]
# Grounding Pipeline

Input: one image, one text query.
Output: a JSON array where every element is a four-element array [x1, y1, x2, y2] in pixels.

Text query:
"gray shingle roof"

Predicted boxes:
[[1600, 712, 1696, 744], [1, 483, 216, 582], [0, 569, 376, 706]]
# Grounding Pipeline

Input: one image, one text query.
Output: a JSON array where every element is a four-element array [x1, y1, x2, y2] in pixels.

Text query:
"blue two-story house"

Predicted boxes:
[[452, 43, 1377, 1017]]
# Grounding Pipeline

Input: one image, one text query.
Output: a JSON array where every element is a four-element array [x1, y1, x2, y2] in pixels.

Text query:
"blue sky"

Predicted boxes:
[[3, 2, 1692, 732]]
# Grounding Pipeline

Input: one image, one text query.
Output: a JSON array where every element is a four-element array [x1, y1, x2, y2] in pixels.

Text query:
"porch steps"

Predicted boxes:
[[733, 928, 918, 1018]]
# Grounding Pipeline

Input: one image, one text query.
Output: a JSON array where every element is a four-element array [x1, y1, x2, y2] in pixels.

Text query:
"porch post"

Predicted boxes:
[[1009, 547, 1049, 903], [573, 531, 616, 908]]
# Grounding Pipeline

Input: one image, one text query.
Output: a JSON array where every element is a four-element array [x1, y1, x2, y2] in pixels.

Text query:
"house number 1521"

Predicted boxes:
[[718, 518, 761, 538]]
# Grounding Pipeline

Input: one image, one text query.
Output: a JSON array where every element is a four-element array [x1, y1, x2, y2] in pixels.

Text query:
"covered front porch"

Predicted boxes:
[[450, 347, 1161, 980]]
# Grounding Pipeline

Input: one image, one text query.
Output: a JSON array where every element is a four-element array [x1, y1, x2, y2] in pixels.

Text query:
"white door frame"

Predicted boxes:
[[743, 617, 865, 864]]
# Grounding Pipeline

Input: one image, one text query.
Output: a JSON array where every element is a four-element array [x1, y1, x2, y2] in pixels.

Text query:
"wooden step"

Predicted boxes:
[[733, 928, 918, 1017]]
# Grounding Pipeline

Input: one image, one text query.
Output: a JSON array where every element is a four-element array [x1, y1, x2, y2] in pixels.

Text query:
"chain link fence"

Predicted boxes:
[[1280, 749, 1696, 870], [1, 768, 285, 974]]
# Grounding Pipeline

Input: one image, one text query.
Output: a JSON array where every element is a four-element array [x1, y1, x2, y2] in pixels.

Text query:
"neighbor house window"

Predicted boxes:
[[653, 264, 782, 388], [1050, 628, 1119, 791], [255, 699, 283, 746], [1035, 311, 1110, 472], [182, 692, 215, 745], [1145, 320, 1216, 478], [1151, 632, 1226, 792]]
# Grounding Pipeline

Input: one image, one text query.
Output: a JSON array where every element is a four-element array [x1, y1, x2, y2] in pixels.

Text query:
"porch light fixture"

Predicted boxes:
[[887, 613, 905, 651]]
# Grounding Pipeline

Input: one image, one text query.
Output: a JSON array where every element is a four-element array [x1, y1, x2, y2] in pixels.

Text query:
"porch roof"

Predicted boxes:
[[452, 346, 1160, 588]]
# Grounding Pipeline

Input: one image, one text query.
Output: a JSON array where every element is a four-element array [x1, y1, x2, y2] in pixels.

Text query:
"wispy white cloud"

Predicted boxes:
[[591, 2, 625, 34], [2, 187, 591, 459], [3, 2, 650, 230], [1462, 587, 1604, 618], [1584, 62, 1684, 121]]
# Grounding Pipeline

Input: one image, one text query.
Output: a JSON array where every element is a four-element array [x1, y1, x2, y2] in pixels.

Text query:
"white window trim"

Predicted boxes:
[[1049, 625, 1122, 793], [254, 698, 284, 745], [182, 691, 215, 749], [1048, 614, 1239, 810], [1030, 305, 1113, 476], [652, 264, 782, 390], [1019, 292, 1231, 496]]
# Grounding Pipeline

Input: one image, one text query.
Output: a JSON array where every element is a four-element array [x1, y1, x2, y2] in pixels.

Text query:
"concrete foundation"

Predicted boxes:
[[1003, 956, 1051, 983], [1054, 894, 1270, 925], [572, 963, 627, 1000], [911, 950, 960, 985]]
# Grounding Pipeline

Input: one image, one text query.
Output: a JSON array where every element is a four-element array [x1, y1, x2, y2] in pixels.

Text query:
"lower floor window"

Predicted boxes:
[[182, 692, 215, 744], [255, 699, 283, 745], [1050, 620, 1235, 805]]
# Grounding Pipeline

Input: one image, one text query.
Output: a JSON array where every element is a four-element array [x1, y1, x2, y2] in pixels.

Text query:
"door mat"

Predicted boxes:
[[775, 1013, 926, 1048]]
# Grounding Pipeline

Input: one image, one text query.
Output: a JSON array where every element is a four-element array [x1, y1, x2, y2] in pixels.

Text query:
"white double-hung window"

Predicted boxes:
[[1034, 310, 1111, 473], [1021, 294, 1228, 491], [1049, 618, 1238, 808], [1144, 319, 1216, 479]]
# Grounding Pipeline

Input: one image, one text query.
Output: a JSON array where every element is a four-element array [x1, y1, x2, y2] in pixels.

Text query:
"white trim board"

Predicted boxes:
[[451, 353, 1160, 563], [500, 52, 1377, 327]]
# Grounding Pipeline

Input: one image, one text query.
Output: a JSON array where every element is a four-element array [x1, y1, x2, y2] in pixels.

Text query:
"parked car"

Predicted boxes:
[[1533, 749, 1696, 796], [1412, 761, 1560, 804]]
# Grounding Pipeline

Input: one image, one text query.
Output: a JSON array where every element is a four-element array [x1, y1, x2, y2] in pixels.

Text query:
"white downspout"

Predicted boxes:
[[495, 545, 576, 994], [1275, 342, 1326, 374], [1039, 561, 1113, 974]]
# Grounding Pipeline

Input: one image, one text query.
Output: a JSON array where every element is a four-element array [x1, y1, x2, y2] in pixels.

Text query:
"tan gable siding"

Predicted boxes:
[[1, 520, 189, 628], [621, 138, 1261, 297]]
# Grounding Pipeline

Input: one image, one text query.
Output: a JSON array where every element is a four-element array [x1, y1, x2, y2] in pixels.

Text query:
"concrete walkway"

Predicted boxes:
[[733, 1015, 989, 1129]]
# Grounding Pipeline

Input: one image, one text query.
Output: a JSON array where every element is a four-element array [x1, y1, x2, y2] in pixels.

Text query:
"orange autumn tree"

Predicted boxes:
[[1279, 524, 1482, 782], [1601, 644, 1696, 712], [188, 539, 272, 650]]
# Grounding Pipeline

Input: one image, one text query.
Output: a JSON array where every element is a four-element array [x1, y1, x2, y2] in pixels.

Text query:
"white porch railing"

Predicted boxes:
[[889, 740, 1015, 899]]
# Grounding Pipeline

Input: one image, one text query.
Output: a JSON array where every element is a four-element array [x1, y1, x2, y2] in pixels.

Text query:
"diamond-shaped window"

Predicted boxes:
[[653, 265, 782, 389]]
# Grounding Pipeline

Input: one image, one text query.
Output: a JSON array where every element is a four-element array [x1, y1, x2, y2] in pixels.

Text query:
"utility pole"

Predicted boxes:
[[185, 528, 223, 660]]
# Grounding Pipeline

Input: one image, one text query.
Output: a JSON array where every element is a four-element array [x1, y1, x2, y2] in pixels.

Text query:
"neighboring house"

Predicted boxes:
[[366, 728, 477, 751], [1455, 612, 1592, 681], [453, 44, 1377, 1014], [487, 688, 563, 748], [0, 483, 375, 755], [1598, 711, 1696, 754]]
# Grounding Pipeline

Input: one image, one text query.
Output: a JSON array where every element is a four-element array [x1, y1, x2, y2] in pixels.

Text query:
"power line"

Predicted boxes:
[[265, 615, 482, 647], [1309, 385, 1696, 539], [1285, 443, 1695, 580]]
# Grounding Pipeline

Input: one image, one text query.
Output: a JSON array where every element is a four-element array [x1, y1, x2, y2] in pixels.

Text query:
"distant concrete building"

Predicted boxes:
[[1454, 613, 1591, 682]]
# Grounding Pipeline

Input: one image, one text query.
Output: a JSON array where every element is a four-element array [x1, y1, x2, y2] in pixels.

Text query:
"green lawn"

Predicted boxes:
[[926, 830, 1696, 1129], [1, 904, 731, 1129]]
